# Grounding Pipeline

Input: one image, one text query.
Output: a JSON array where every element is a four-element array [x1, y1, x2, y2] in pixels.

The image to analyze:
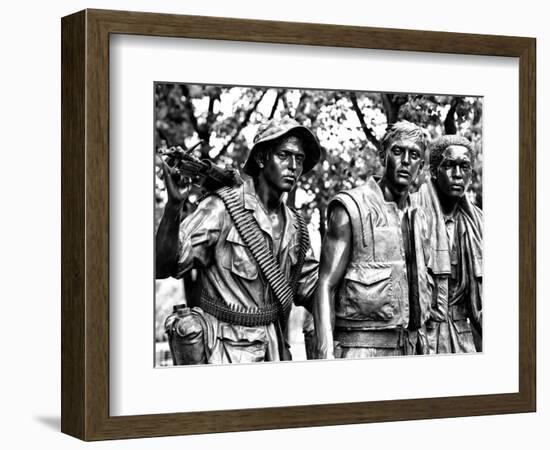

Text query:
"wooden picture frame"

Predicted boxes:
[[61, 8, 536, 441]]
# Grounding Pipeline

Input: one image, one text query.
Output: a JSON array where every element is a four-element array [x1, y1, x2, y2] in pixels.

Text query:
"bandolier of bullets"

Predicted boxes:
[[215, 186, 295, 319]]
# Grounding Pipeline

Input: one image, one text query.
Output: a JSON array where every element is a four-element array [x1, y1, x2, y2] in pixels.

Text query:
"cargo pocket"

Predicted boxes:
[[452, 319, 476, 353], [454, 318, 473, 335], [218, 323, 267, 363], [223, 227, 258, 280], [341, 262, 397, 321]]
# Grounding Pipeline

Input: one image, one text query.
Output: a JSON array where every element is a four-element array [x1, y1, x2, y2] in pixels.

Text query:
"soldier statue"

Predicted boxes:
[[156, 117, 321, 364], [412, 134, 483, 353], [314, 121, 439, 359]]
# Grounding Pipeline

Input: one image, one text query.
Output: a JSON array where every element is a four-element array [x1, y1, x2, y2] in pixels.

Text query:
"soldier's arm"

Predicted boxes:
[[156, 201, 185, 279], [313, 204, 352, 359], [156, 195, 223, 279], [156, 160, 190, 278]]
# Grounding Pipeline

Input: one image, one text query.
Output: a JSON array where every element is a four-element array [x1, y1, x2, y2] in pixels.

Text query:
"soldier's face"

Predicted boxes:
[[384, 139, 425, 190], [435, 145, 473, 200], [261, 136, 305, 193]]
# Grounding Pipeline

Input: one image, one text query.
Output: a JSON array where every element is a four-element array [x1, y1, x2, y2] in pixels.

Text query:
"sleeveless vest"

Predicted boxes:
[[331, 178, 432, 331]]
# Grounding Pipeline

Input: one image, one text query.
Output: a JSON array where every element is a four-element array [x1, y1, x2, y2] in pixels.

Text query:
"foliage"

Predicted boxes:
[[154, 84, 483, 234]]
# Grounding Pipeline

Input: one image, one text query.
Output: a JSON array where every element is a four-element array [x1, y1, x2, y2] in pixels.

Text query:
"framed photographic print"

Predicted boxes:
[[61, 8, 536, 441]]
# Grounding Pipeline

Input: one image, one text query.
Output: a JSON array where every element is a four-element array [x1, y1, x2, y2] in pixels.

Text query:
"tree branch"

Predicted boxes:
[[349, 91, 380, 150], [218, 89, 267, 157], [196, 89, 221, 157], [269, 89, 285, 119], [381, 93, 396, 125], [444, 96, 462, 135], [181, 85, 200, 135], [294, 92, 308, 119], [380, 93, 408, 126], [281, 92, 291, 117]]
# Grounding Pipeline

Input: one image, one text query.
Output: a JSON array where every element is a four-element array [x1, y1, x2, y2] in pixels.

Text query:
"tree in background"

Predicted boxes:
[[155, 84, 483, 235]]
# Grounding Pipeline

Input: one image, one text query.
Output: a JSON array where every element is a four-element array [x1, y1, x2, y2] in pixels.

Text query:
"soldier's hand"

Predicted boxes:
[[158, 156, 190, 206], [315, 338, 335, 360], [226, 166, 245, 186], [316, 347, 335, 360]]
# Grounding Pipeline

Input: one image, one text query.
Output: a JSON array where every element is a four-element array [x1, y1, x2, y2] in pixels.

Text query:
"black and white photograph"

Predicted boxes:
[[154, 83, 483, 366]]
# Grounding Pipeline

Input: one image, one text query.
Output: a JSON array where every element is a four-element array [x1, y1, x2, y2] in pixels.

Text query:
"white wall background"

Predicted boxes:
[[0, 1, 546, 448]]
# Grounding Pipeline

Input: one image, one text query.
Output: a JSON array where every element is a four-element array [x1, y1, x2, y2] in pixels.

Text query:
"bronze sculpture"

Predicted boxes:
[[314, 121, 438, 358], [156, 117, 321, 364], [412, 135, 483, 353]]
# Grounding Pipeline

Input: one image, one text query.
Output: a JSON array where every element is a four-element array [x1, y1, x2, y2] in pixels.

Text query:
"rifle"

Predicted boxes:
[[157, 141, 243, 192]]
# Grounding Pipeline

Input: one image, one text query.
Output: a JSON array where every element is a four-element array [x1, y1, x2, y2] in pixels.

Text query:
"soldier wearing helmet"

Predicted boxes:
[[156, 117, 321, 364]]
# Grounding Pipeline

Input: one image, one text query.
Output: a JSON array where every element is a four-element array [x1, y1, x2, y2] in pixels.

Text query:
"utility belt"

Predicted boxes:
[[334, 327, 412, 349], [199, 291, 279, 327]]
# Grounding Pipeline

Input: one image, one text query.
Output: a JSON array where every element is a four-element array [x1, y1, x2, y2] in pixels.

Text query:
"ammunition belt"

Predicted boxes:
[[214, 187, 294, 317], [200, 291, 279, 327]]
